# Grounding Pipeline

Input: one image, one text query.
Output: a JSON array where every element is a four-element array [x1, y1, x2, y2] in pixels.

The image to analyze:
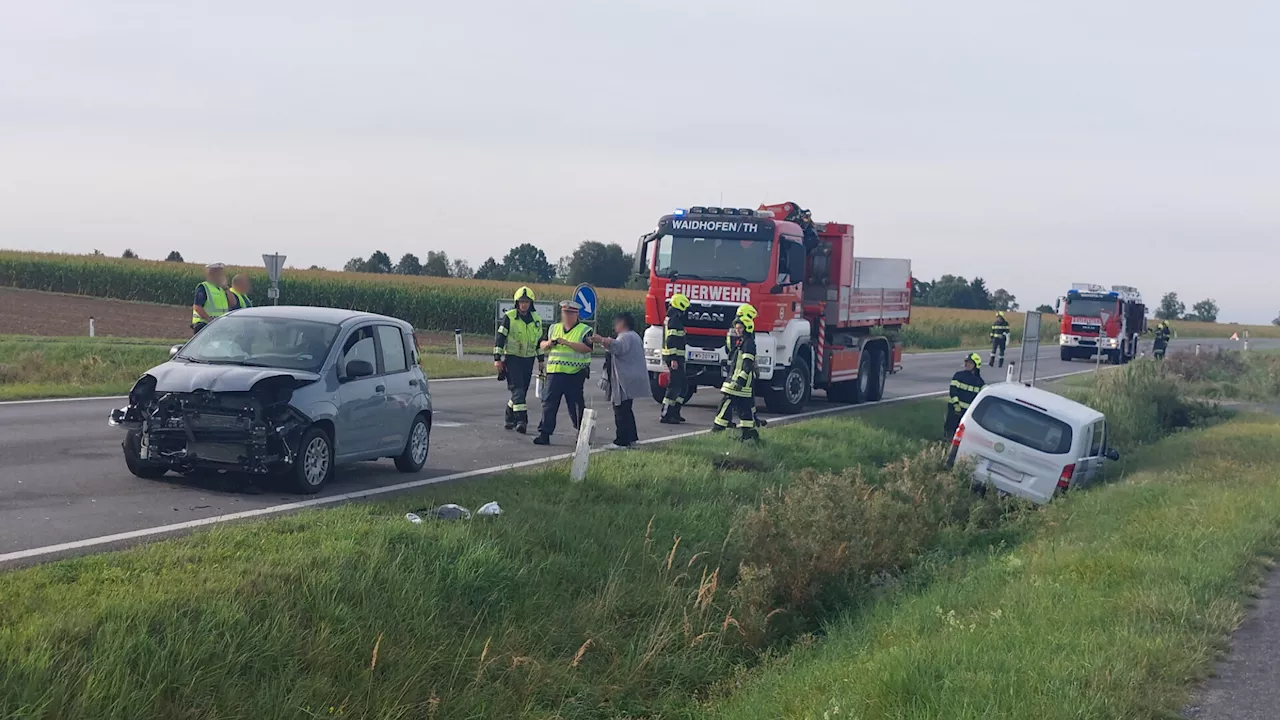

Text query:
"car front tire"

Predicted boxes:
[[123, 430, 168, 479], [395, 413, 431, 473], [289, 426, 334, 494]]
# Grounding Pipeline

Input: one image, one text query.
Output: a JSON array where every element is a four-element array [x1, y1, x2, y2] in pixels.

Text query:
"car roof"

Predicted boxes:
[[228, 305, 410, 329], [977, 382, 1105, 425]]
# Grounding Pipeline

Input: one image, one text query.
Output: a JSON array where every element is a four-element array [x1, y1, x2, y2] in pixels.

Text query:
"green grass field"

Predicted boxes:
[[0, 336, 491, 400], [707, 412, 1280, 720]]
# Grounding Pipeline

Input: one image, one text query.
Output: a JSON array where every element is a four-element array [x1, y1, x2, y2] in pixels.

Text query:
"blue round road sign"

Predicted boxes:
[[573, 283, 597, 321]]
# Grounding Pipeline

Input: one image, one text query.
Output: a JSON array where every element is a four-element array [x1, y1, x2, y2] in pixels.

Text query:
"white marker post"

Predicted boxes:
[[88, 317, 95, 338], [1196, 343, 1202, 356], [569, 408, 597, 483], [454, 328, 463, 361], [1005, 361, 1016, 383]]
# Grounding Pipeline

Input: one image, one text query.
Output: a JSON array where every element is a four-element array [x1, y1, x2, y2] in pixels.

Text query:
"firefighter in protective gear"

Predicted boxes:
[[724, 303, 766, 427], [945, 353, 985, 440], [494, 287, 545, 434], [660, 293, 690, 424], [714, 315, 759, 441], [1153, 320, 1171, 359], [990, 312, 1011, 368]]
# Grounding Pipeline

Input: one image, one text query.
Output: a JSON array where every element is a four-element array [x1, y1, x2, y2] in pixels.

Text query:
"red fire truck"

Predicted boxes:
[[1058, 283, 1148, 364], [632, 202, 912, 414]]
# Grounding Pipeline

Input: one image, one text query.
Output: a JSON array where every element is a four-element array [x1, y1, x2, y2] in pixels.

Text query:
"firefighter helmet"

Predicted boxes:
[[967, 352, 982, 368], [670, 293, 691, 311], [513, 286, 535, 302], [736, 303, 758, 319], [738, 315, 755, 333]]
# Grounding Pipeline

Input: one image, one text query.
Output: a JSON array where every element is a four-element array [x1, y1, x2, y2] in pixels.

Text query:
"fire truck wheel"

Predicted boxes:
[[765, 357, 811, 414], [866, 345, 887, 402], [1060, 348, 1074, 363]]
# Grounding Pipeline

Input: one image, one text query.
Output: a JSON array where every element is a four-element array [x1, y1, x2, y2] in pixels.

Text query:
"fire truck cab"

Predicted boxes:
[[1058, 283, 1147, 364]]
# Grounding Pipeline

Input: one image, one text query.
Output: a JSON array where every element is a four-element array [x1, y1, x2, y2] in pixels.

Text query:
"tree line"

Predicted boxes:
[[912, 275, 1022, 312], [1155, 292, 1220, 323], [342, 241, 639, 288]]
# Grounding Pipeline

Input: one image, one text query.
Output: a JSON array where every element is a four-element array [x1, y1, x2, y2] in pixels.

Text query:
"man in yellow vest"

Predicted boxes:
[[191, 263, 231, 334], [229, 274, 253, 310], [533, 299, 594, 446], [494, 286, 545, 434]]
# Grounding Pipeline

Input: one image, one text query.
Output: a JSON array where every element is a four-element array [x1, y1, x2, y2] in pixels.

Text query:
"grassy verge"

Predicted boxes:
[[706, 412, 1280, 720], [0, 401, 999, 719], [0, 337, 492, 400]]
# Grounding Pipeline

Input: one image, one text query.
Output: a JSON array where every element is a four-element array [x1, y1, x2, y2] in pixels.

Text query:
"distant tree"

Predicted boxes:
[[924, 275, 976, 309], [989, 288, 1018, 312], [568, 241, 632, 288], [450, 258, 474, 279], [395, 253, 423, 276], [90, 249, 104, 257], [164, 251, 184, 262], [366, 250, 393, 274], [968, 277, 991, 310], [121, 249, 138, 259], [1035, 304, 1056, 314], [1272, 312, 1280, 327], [473, 257, 506, 280], [1156, 292, 1185, 321], [553, 255, 572, 284], [1187, 298, 1220, 323], [422, 251, 451, 277], [911, 277, 933, 304], [343, 257, 369, 272], [501, 243, 555, 283], [308, 265, 324, 270]]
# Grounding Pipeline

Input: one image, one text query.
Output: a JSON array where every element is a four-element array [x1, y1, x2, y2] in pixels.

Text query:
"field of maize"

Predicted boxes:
[[1, 250, 1269, 346]]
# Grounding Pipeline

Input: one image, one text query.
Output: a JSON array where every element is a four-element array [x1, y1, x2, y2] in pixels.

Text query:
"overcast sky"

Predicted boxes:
[[1, 1, 1276, 322]]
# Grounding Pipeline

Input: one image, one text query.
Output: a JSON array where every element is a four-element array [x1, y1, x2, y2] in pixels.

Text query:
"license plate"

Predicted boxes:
[[688, 349, 719, 363]]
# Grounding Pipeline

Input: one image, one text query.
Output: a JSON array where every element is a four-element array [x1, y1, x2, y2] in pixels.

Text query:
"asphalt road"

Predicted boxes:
[[0, 337, 1263, 566]]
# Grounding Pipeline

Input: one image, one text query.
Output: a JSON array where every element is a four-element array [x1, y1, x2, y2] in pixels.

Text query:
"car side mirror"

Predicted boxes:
[[169, 345, 182, 357], [344, 359, 375, 379], [1105, 448, 1121, 461]]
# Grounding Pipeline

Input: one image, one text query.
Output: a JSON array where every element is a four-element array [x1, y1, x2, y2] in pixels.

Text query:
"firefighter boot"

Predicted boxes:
[[740, 428, 760, 442], [514, 410, 528, 435], [504, 406, 516, 430], [660, 405, 681, 425]]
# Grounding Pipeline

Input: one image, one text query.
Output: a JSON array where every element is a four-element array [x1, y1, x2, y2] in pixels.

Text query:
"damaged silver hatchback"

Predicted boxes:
[[109, 307, 432, 493]]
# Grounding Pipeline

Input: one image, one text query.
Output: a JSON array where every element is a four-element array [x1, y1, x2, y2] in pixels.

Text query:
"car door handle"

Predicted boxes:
[[375, 385, 386, 393]]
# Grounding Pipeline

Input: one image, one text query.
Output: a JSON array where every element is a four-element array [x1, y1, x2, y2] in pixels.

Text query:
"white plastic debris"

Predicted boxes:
[[427, 504, 472, 521], [405, 513, 423, 524], [476, 501, 502, 516]]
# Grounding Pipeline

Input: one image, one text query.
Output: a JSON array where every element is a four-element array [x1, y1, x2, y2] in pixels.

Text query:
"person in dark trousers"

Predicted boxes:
[[494, 286, 545, 434], [945, 353, 985, 440], [660, 293, 690, 424], [533, 300, 594, 446], [191, 263, 231, 334], [725, 303, 766, 427], [990, 311, 1011, 367], [1153, 321, 1171, 359], [714, 315, 759, 442], [592, 312, 648, 449]]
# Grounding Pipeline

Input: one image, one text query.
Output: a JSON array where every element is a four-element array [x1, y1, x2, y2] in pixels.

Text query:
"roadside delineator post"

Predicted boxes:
[[455, 328, 463, 361], [1005, 362, 1015, 383], [1196, 343, 1201, 356], [89, 317, 95, 338], [569, 408, 597, 483]]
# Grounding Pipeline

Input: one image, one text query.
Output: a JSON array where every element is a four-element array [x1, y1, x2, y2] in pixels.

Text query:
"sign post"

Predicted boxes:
[[262, 253, 287, 305], [1096, 310, 1111, 372], [568, 283, 598, 482], [1018, 311, 1042, 385]]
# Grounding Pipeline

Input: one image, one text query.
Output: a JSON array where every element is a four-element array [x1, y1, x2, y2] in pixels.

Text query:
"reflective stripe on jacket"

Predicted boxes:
[[720, 332, 756, 398], [948, 369, 984, 411], [495, 309, 544, 359], [547, 322, 592, 374], [663, 309, 686, 358]]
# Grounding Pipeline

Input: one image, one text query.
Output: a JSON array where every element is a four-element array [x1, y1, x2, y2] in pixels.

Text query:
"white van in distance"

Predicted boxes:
[[948, 382, 1120, 504]]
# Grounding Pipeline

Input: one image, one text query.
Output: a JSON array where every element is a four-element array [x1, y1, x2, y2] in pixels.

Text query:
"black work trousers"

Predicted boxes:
[[662, 358, 686, 414], [503, 356, 536, 422], [944, 406, 963, 440], [538, 372, 586, 438], [613, 399, 638, 447], [990, 337, 1007, 363]]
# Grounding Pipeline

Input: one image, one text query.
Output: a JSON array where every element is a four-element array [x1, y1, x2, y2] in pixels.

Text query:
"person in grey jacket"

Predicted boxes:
[[592, 312, 649, 449]]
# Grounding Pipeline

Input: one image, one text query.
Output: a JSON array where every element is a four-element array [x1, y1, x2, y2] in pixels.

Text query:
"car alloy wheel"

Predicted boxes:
[[303, 435, 331, 486]]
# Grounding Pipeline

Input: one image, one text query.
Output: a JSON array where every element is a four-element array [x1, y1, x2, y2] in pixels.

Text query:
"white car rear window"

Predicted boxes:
[[971, 396, 1074, 454]]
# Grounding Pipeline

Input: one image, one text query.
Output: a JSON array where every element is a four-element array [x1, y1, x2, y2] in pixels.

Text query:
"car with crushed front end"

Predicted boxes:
[[109, 306, 432, 493]]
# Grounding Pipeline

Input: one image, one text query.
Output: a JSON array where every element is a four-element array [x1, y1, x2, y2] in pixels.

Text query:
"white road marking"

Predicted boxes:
[[433, 421, 466, 428], [0, 368, 1098, 565]]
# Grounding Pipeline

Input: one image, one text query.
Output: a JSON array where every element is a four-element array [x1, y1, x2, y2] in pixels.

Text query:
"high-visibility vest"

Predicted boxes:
[[192, 282, 230, 325], [230, 290, 252, 309], [546, 322, 592, 374], [496, 309, 543, 358]]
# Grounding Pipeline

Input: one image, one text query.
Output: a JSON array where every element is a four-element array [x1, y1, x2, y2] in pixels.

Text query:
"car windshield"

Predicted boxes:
[[176, 315, 340, 372], [655, 234, 773, 283], [971, 396, 1074, 455], [1065, 295, 1117, 318]]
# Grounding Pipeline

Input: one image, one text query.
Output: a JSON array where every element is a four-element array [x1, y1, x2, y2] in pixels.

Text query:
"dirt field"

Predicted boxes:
[[0, 287, 484, 348], [0, 287, 190, 338]]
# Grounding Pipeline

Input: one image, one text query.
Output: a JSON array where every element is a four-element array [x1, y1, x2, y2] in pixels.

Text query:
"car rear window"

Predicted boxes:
[[970, 396, 1074, 455]]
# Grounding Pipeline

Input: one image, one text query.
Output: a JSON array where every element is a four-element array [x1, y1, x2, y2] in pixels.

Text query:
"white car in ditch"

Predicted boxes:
[[948, 382, 1120, 504]]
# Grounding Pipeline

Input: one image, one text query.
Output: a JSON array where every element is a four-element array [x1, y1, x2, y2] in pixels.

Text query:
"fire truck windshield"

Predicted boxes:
[[654, 234, 773, 283], [1065, 295, 1118, 318]]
